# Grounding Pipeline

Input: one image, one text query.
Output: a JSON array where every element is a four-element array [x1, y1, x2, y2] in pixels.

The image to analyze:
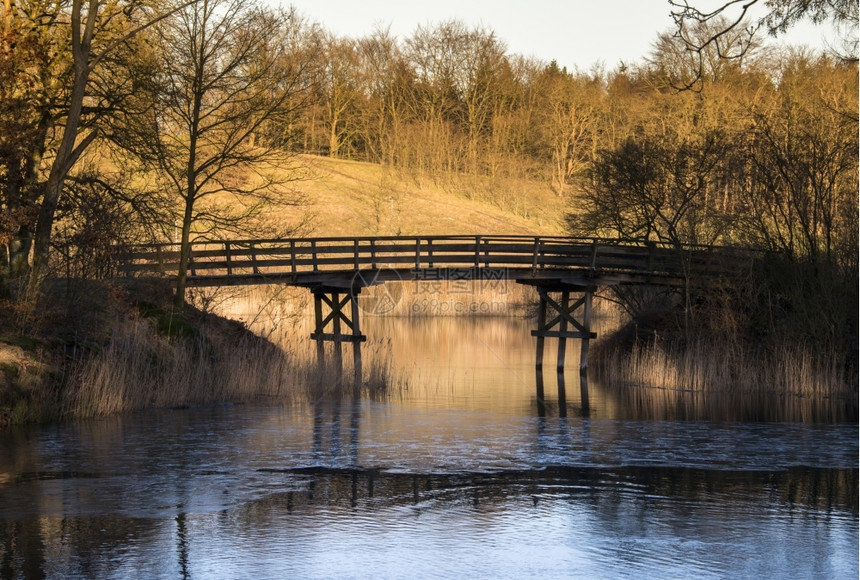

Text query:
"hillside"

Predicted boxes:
[[287, 155, 568, 237]]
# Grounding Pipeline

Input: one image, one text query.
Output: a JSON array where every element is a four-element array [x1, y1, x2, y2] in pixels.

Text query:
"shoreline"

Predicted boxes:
[[1, 278, 856, 428]]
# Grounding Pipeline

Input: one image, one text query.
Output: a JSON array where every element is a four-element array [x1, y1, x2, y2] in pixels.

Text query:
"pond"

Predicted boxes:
[[1, 315, 857, 578]]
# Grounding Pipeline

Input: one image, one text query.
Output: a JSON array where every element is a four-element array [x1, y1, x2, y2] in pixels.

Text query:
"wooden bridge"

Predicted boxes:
[[121, 235, 757, 412], [120, 234, 748, 288]]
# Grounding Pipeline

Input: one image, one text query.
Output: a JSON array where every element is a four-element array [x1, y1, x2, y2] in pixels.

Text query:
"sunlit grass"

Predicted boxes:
[[288, 154, 565, 237]]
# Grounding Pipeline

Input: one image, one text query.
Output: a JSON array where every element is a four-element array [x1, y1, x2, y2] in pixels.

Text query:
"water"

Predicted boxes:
[[1, 316, 857, 579]]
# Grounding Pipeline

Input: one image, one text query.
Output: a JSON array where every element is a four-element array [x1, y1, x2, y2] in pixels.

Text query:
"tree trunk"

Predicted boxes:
[[173, 199, 194, 310], [26, 0, 97, 300]]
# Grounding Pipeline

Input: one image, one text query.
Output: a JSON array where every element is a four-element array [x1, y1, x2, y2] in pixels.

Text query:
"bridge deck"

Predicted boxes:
[[120, 235, 758, 289]]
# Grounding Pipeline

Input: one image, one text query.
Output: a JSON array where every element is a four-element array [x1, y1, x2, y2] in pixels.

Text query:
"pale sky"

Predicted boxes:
[[283, 0, 833, 72]]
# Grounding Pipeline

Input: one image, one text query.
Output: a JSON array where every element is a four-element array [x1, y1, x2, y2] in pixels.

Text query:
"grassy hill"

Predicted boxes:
[[287, 155, 568, 237]]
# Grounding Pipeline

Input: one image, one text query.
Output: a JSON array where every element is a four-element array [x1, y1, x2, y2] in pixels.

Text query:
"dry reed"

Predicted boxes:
[[593, 334, 856, 402], [65, 316, 294, 418], [63, 282, 413, 419]]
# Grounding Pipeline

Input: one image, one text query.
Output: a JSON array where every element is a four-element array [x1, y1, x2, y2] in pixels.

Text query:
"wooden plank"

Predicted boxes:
[[309, 332, 367, 343], [530, 330, 598, 339]]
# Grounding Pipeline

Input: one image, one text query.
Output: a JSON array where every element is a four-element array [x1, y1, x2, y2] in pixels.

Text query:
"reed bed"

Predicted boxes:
[[65, 317, 293, 418], [592, 334, 857, 404], [64, 319, 406, 419]]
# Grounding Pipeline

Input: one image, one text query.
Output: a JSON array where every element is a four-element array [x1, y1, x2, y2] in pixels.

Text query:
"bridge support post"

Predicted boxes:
[[535, 294, 547, 370], [556, 290, 570, 372], [530, 284, 596, 415], [310, 287, 366, 386], [351, 295, 363, 385], [535, 367, 546, 417], [578, 290, 592, 413], [531, 285, 596, 368], [556, 370, 567, 418]]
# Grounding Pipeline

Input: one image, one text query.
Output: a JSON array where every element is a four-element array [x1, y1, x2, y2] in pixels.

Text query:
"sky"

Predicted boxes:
[[283, 0, 834, 72]]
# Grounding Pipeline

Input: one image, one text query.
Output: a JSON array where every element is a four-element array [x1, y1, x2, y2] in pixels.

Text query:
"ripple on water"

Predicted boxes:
[[0, 403, 856, 579]]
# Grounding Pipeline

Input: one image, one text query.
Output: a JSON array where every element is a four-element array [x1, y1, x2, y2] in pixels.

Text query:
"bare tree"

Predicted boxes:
[[317, 34, 362, 158], [455, 26, 507, 174], [404, 21, 466, 174], [742, 53, 858, 267], [650, 15, 763, 89], [128, 0, 314, 308], [0, 4, 50, 288], [402, 21, 511, 176], [536, 63, 602, 195], [355, 26, 405, 166], [669, 0, 858, 88], [0, 0, 197, 301], [569, 131, 731, 248]]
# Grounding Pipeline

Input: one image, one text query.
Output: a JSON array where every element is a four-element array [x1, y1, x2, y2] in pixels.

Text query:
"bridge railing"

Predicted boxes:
[[118, 235, 758, 283]]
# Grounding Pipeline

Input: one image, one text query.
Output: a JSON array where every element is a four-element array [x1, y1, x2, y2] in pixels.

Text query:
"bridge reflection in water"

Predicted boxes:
[[121, 235, 758, 414]]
